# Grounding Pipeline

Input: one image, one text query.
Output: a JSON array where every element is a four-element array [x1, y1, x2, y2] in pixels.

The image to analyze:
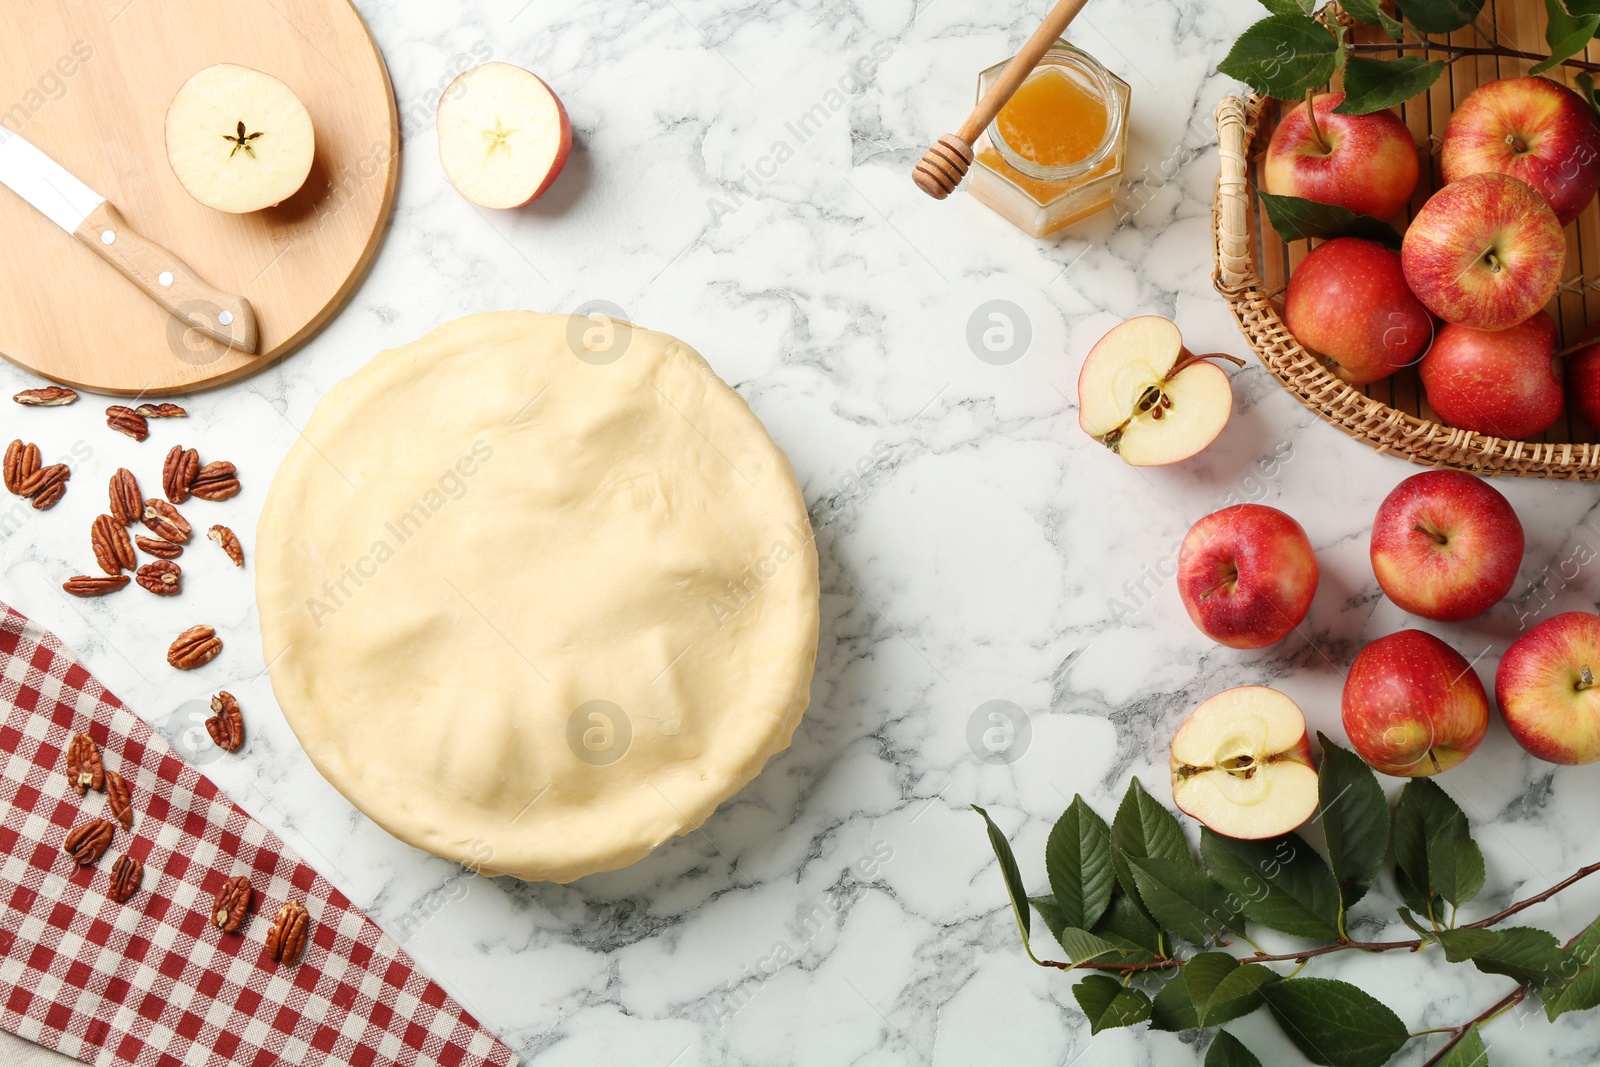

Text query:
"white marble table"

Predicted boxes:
[[4, 1, 1600, 1064]]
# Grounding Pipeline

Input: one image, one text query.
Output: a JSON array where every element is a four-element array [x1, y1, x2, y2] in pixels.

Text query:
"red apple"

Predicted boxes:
[[1401, 173, 1565, 331], [1565, 323, 1600, 429], [1283, 237, 1434, 386], [1496, 612, 1600, 765], [1419, 312, 1562, 440], [1370, 470, 1524, 623], [1170, 686, 1319, 839], [1342, 630, 1489, 776], [1263, 92, 1420, 220], [1442, 76, 1600, 225], [437, 62, 571, 208], [1177, 504, 1319, 650]]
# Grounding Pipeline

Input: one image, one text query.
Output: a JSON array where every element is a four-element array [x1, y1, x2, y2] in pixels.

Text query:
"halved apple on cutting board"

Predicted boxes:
[[1077, 316, 1241, 466], [1170, 685, 1319, 840], [437, 62, 572, 209], [166, 64, 315, 214]]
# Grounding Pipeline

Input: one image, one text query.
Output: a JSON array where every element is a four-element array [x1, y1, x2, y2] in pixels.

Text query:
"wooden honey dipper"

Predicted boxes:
[[912, 0, 1093, 199]]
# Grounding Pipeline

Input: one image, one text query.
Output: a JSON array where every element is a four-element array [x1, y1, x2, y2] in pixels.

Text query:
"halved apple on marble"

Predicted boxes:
[[437, 62, 571, 209], [1078, 316, 1243, 466], [1170, 685, 1319, 840]]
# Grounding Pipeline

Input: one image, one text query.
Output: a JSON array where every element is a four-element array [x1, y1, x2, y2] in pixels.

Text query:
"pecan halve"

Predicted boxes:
[[211, 876, 251, 932], [104, 770, 133, 830], [109, 469, 142, 525], [63, 818, 113, 865], [30, 481, 66, 511], [207, 525, 244, 567], [19, 463, 68, 507], [135, 535, 183, 560], [92, 514, 137, 575], [135, 560, 181, 596], [3, 440, 38, 495], [162, 446, 199, 504], [105, 406, 149, 442], [109, 854, 143, 902], [188, 461, 240, 502], [207, 692, 244, 752], [167, 625, 221, 669], [135, 403, 186, 418], [265, 900, 310, 964], [65, 733, 104, 795], [63, 575, 130, 597], [14, 386, 77, 407], [141, 499, 191, 544]]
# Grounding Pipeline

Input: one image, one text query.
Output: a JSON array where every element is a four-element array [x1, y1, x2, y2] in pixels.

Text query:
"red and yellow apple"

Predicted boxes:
[[1177, 504, 1319, 649], [1170, 686, 1319, 839], [1342, 630, 1490, 776], [1419, 312, 1562, 440], [1263, 92, 1420, 220], [1370, 470, 1524, 623], [1496, 612, 1600, 765], [437, 62, 571, 208], [1283, 237, 1434, 386], [1401, 173, 1565, 331], [1442, 76, 1600, 225]]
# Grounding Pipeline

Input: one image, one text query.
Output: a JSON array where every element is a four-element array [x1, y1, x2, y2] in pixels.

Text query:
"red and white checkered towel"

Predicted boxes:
[[0, 602, 519, 1067]]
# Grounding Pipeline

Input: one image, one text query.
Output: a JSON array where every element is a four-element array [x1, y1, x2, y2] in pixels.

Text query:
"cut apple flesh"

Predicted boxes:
[[1170, 686, 1319, 840], [437, 62, 571, 209], [166, 64, 314, 214]]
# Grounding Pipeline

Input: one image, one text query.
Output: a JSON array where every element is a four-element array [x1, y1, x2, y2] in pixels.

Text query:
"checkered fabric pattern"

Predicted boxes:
[[0, 603, 518, 1067]]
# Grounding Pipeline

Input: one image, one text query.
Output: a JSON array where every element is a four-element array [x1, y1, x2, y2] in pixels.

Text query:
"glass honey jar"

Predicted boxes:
[[968, 42, 1131, 238]]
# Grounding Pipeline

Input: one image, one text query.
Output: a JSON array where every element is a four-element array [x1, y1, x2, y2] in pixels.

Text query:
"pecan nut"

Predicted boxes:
[[109, 469, 142, 525], [65, 733, 104, 795], [105, 769, 133, 831], [3, 440, 39, 495], [265, 900, 310, 964], [14, 386, 77, 407], [135, 535, 183, 559], [162, 446, 199, 504], [63, 574, 130, 597], [207, 525, 244, 567], [19, 463, 69, 509], [135, 403, 186, 418], [142, 499, 191, 543], [92, 515, 136, 575], [109, 854, 143, 902], [136, 560, 181, 596], [30, 481, 66, 511], [211, 876, 251, 932], [106, 406, 149, 442], [207, 692, 244, 752], [167, 625, 221, 669], [63, 818, 114, 865], [189, 461, 240, 502]]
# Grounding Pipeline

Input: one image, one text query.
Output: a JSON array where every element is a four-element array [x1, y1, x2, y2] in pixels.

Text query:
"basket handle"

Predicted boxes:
[[1212, 94, 1258, 297]]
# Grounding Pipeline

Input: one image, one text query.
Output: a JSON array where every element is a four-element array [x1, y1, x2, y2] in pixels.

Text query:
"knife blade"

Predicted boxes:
[[0, 126, 257, 355]]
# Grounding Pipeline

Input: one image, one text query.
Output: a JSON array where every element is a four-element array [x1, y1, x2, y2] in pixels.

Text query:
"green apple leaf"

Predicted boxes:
[[1434, 1024, 1490, 1067], [973, 805, 1031, 947], [1218, 15, 1341, 99], [1256, 191, 1402, 247], [1263, 978, 1410, 1067], [1030, 894, 1066, 942], [1563, 0, 1600, 14], [1340, 0, 1406, 38], [1543, 913, 1600, 1020], [1127, 856, 1245, 944], [1201, 830, 1341, 939], [1056, 926, 1124, 966], [1392, 778, 1474, 919], [1465, 926, 1573, 987], [1151, 975, 1201, 1032], [1316, 735, 1389, 913], [1397, 907, 1434, 939], [1184, 952, 1280, 1027], [1427, 831, 1485, 907], [1072, 974, 1153, 1034], [1533, 0, 1600, 74], [1393, 865, 1437, 922], [1394, 0, 1485, 33], [1040, 892, 1163, 965], [1047, 796, 1116, 932], [1434, 927, 1500, 963], [1257, 0, 1314, 12], [1092, 889, 1165, 962], [1206, 1031, 1265, 1067], [1335, 55, 1445, 114], [1111, 777, 1189, 928]]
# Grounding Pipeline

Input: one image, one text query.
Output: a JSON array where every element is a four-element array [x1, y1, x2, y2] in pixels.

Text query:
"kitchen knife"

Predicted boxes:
[[0, 125, 257, 354]]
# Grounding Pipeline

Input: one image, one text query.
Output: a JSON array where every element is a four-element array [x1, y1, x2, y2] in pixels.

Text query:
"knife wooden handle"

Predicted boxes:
[[73, 202, 258, 355]]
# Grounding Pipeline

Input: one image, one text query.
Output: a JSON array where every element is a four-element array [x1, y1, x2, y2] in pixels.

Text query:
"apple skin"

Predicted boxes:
[[1401, 173, 1565, 331], [1496, 612, 1600, 765], [1370, 470, 1524, 623], [1442, 76, 1600, 225], [1419, 311, 1562, 440], [1177, 504, 1319, 650], [1342, 630, 1489, 776], [1283, 237, 1434, 386], [1263, 92, 1420, 220], [1565, 323, 1600, 428]]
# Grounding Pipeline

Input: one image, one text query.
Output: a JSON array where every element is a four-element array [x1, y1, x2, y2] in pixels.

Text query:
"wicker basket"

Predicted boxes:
[[1210, 18, 1600, 479]]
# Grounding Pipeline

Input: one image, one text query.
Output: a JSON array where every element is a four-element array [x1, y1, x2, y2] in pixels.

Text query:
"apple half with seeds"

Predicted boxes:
[[437, 62, 571, 209], [1170, 685, 1319, 840], [166, 64, 315, 214], [1078, 316, 1242, 466]]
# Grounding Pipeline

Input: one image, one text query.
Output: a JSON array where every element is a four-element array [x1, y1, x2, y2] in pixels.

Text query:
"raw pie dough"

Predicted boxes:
[[256, 312, 819, 882]]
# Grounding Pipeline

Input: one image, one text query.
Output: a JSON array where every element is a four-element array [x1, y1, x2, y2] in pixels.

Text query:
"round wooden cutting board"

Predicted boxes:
[[0, 0, 399, 395]]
